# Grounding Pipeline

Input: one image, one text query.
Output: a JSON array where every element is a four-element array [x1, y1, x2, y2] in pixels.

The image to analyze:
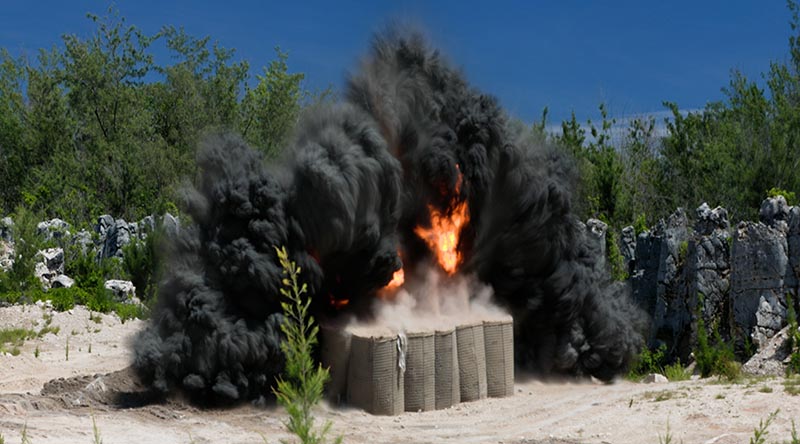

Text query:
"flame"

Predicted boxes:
[[386, 268, 405, 290], [328, 294, 349, 309], [414, 170, 468, 275]]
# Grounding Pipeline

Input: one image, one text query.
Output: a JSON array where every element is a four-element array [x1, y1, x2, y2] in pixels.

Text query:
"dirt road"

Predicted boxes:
[[0, 305, 797, 444]]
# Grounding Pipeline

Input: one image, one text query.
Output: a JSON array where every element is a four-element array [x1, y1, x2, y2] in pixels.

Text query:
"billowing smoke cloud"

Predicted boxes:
[[133, 30, 646, 401]]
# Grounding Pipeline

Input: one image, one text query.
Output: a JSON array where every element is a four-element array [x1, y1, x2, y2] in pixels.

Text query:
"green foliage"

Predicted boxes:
[[633, 213, 648, 236], [605, 228, 628, 281], [678, 240, 689, 264], [663, 360, 691, 382], [749, 409, 778, 444], [273, 246, 341, 444], [786, 293, 800, 375], [0, 207, 45, 300], [240, 48, 305, 158], [767, 187, 797, 205], [694, 296, 740, 380], [0, 327, 37, 355], [627, 343, 666, 380], [121, 225, 164, 304]]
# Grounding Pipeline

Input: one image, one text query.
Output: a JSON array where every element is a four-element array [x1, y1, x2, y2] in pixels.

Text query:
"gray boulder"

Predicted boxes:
[[0, 240, 13, 273], [759, 195, 791, 233], [788, 207, 800, 297], [104, 279, 138, 304], [37, 218, 71, 241], [162, 213, 179, 236], [98, 218, 136, 259], [620, 225, 637, 275], [51, 274, 75, 289], [584, 218, 608, 272], [0, 217, 13, 242], [34, 247, 66, 290], [71, 229, 96, 256]]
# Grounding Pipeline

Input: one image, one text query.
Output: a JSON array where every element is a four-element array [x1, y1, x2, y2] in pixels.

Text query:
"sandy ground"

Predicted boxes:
[[0, 305, 799, 444]]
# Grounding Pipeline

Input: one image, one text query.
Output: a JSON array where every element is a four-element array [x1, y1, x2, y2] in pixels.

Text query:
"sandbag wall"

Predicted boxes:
[[322, 317, 514, 415]]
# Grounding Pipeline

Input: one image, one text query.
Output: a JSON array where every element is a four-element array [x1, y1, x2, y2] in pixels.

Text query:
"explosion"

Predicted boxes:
[[414, 168, 469, 275], [133, 30, 647, 402]]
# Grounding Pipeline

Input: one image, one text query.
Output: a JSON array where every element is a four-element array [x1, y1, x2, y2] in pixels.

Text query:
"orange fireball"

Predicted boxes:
[[414, 169, 468, 275]]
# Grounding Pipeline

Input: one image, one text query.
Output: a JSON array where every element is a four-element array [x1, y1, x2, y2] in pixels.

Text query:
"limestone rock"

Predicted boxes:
[[34, 247, 66, 290], [643, 373, 668, 384], [620, 225, 636, 275], [0, 240, 13, 273], [759, 196, 791, 233], [686, 203, 731, 347], [742, 325, 796, 376], [584, 218, 608, 272], [631, 208, 691, 358], [162, 213, 179, 236], [97, 218, 136, 259], [37, 218, 71, 241], [730, 221, 789, 354], [51, 274, 75, 289], [104, 279, 137, 304], [0, 217, 13, 242]]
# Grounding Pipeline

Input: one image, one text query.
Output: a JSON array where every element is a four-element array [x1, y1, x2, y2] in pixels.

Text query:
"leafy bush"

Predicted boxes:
[[627, 343, 667, 380], [767, 187, 797, 206], [273, 246, 341, 444], [663, 360, 691, 381], [786, 294, 800, 375], [606, 228, 628, 281], [121, 227, 162, 303], [633, 213, 648, 236], [695, 295, 740, 380]]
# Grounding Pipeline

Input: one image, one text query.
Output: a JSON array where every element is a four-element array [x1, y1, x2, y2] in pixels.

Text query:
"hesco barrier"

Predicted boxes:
[[403, 331, 435, 412], [320, 324, 351, 403], [324, 316, 512, 415], [456, 322, 488, 402], [434, 328, 460, 409], [483, 318, 514, 397], [346, 333, 404, 415]]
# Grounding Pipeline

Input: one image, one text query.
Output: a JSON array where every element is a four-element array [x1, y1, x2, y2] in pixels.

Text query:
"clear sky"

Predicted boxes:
[[0, 1, 793, 125]]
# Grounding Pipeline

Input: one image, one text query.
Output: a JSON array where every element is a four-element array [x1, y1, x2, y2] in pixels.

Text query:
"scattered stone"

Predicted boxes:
[[584, 218, 608, 272], [51, 274, 75, 289], [104, 279, 137, 303], [742, 325, 795, 376], [643, 373, 668, 384]]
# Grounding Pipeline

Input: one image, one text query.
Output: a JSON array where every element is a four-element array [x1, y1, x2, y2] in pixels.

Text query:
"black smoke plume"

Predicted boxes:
[[133, 31, 646, 401]]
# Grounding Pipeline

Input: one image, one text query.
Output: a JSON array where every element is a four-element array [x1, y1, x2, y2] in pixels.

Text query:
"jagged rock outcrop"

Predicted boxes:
[[632, 208, 692, 358], [686, 203, 731, 345], [0, 217, 13, 243], [730, 220, 790, 352], [620, 225, 636, 275], [34, 247, 67, 290], [37, 218, 70, 242], [759, 195, 791, 233], [584, 218, 608, 273], [742, 324, 797, 376]]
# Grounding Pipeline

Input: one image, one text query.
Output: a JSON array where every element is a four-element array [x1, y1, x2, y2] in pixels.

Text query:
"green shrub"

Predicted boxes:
[[767, 187, 797, 205], [633, 213, 648, 235], [695, 295, 740, 380], [664, 360, 691, 382], [606, 228, 628, 281], [273, 246, 341, 444], [121, 227, 162, 303], [627, 343, 667, 380], [786, 294, 800, 375]]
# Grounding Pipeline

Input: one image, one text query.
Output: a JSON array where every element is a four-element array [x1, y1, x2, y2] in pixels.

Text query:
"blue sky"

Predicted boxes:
[[0, 1, 793, 126]]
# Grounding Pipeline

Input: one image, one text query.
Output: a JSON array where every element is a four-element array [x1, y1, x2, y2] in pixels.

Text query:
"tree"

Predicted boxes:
[[240, 48, 305, 158]]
